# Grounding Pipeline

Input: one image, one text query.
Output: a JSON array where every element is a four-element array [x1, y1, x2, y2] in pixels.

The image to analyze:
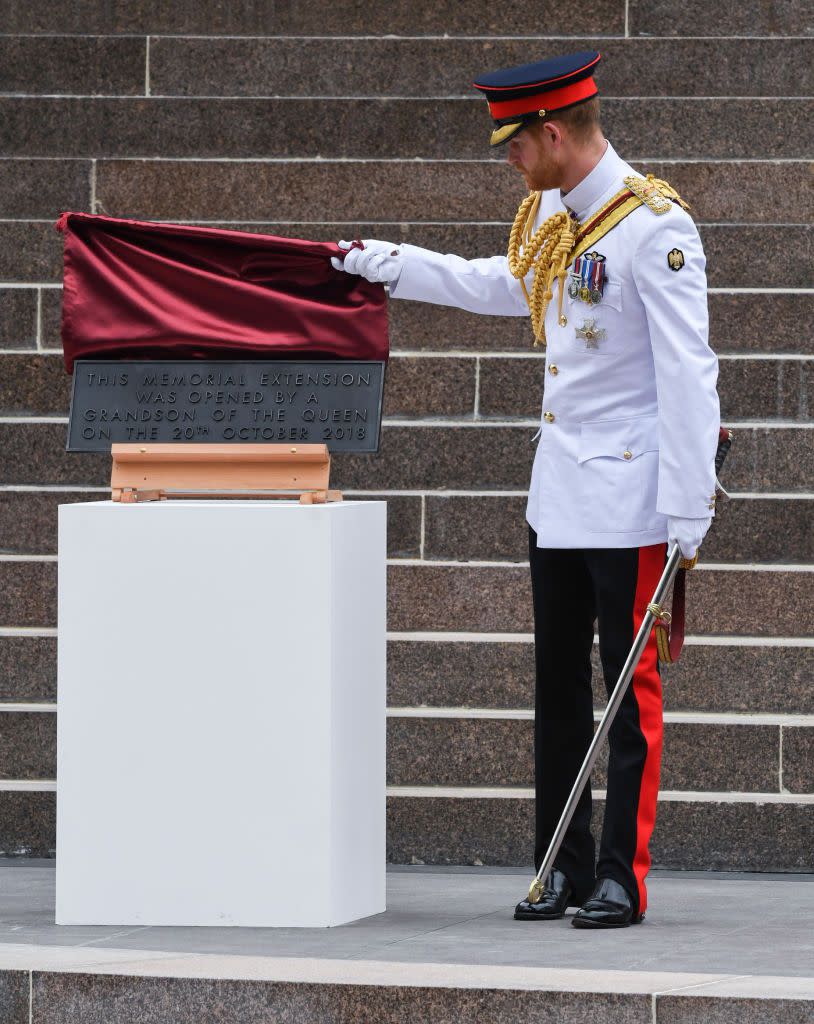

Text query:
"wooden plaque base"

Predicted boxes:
[[110, 443, 342, 504]]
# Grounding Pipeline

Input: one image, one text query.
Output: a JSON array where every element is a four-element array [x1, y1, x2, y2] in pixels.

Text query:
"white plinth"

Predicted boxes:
[[56, 499, 386, 927]]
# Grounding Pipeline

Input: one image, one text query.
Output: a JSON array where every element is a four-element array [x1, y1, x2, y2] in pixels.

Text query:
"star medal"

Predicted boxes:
[[576, 317, 606, 350]]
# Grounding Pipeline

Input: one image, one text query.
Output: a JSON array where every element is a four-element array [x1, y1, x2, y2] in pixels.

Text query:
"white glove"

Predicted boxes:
[[667, 515, 712, 560], [330, 239, 405, 285]]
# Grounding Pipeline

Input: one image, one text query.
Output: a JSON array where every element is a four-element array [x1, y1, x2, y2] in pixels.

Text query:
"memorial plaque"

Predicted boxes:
[[67, 360, 385, 453]]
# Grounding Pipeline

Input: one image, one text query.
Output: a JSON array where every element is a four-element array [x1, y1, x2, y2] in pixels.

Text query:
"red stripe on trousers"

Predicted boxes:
[[630, 543, 667, 915]]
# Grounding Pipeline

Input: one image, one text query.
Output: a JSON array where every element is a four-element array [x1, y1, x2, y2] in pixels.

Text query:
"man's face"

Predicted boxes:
[[506, 123, 563, 192]]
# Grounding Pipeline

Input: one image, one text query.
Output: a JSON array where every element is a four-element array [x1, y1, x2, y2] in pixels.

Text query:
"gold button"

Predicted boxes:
[[548, 364, 559, 376], [708, 503, 715, 510], [558, 314, 568, 327], [544, 412, 555, 423], [623, 450, 633, 460]]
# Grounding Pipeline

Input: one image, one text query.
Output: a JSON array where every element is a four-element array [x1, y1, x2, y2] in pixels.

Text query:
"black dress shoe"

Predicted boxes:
[[514, 868, 581, 921], [571, 877, 642, 929]]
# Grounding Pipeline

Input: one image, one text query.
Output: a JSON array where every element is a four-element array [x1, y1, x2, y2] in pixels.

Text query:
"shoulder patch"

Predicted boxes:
[[667, 248, 685, 271], [624, 175, 673, 215]]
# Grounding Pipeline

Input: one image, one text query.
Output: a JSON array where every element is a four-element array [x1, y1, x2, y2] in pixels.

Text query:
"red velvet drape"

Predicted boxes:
[[56, 213, 389, 374]]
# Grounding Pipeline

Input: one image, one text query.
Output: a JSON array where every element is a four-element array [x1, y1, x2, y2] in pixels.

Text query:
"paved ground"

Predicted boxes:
[[0, 860, 812, 979]]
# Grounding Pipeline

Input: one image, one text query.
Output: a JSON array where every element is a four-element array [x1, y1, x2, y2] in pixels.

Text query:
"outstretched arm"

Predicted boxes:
[[332, 239, 530, 317]]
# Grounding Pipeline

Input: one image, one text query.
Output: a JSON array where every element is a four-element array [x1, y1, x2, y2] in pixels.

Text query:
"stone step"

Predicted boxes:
[[420, 494, 814, 564], [0, 35, 146, 96], [387, 637, 814, 715], [5, 285, 810, 357], [23, 481, 814, 566], [391, 290, 811, 357], [0, 159, 91, 220], [1, 352, 810, 423], [0, 790, 53, 857], [0, 1, 627, 36], [1, 558, 811, 635], [0, 562, 56, 628], [385, 714, 813, 793], [2, 962, 806, 1024], [0, 489, 422, 559], [0, 707, 807, 794], [0, 421, 810, 492], [3, 223, 811, 291], [1, 486, 810, 563], [386, 792, 813, 870], [80, 159, 805, 223], [347, 424, 812, 494], [5, 35, 806, 99], [0, 788, 811, 871], [2, 97, 809, 161], [0, 710, 54, 780], [629, 0, 811, 36], [2, 633, 812, 715], [478, 356, 812, 422], [144, 36, 811, 98], [0, 156, 806, 223], [4, 0, 809, 37], [0, 636, 55, 703], [0, 291, 38, 349], [384, 564, 813, 636]]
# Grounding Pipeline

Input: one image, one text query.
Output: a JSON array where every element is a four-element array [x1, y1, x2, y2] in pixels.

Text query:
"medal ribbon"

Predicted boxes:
[[581, 256, 590, 294], [593, 257, 604, 295]]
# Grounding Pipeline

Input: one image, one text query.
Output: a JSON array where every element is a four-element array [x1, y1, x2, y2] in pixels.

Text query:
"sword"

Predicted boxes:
[[526, 427, 733, 905]]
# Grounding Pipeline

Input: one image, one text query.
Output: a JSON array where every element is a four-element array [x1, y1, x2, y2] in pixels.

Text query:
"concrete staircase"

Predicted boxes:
[[0, 3, 811, 876]]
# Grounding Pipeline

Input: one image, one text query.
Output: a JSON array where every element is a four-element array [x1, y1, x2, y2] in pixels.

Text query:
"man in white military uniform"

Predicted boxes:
[[333, 52, 720, 928]]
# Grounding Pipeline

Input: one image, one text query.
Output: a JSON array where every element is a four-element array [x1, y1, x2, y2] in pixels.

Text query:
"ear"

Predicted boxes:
[[541, 119, 564, 149]]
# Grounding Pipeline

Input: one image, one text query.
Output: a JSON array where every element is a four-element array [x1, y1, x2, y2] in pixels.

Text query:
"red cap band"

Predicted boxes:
[[487, 76, 598, 119]]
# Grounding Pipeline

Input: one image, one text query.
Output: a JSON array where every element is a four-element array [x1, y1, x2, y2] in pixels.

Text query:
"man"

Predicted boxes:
[[333, 52, 720, 928]]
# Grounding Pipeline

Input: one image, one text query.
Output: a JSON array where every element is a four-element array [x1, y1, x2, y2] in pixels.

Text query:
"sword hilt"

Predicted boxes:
[[715, 427, 733, 477], [528, 878, 546, 905]]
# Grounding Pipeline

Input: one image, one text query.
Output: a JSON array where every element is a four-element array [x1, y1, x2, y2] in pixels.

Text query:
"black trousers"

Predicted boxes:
[[529, 526, 666, 916]]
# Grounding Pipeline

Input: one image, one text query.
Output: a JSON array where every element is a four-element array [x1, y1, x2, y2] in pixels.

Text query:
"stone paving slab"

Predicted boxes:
[[0, 861, 811, 979]]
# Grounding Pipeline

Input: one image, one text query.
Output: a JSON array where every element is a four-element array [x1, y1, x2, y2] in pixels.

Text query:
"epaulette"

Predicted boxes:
[[624, 174, 691, 215]]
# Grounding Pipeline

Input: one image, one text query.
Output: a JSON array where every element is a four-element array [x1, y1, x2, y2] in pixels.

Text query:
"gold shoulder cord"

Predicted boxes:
[[507, 195, 574, 346], [506, 174, 689, 347]]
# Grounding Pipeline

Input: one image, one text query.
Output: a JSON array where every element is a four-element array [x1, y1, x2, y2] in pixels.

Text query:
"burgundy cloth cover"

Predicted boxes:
[[56, 212, 389, 374]]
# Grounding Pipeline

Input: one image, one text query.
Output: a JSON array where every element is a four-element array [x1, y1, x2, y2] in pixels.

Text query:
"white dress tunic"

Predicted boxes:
[[389, 142, 720, 549]]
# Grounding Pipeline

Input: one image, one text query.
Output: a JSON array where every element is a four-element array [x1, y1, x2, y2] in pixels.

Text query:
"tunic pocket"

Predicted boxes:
[[601, 281, 622, 312], [577, 415, 660, 533]]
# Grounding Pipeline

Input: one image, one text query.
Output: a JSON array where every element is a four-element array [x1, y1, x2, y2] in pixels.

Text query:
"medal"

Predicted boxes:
[[574, 252, 606, 305], [587, 251, 606, 305], [579, 255, 591, 302], [576, 317, 606, 350]]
